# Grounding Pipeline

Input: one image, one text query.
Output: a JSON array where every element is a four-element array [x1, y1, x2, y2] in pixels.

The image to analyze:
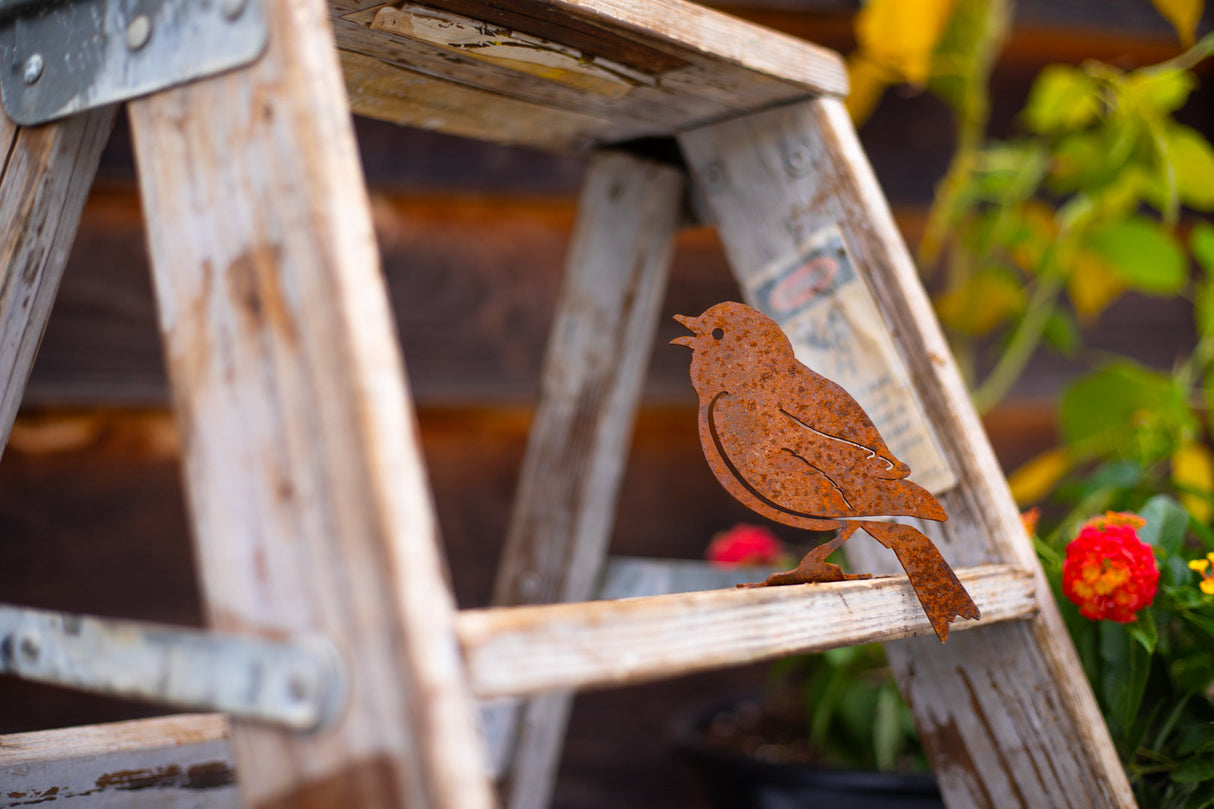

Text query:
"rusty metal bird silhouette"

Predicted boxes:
[[672, 301, 979, 641]]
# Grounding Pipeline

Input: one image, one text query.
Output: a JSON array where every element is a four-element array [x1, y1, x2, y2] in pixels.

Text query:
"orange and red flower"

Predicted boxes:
[[706, 524, 786, 566], [1061, 511, 1159, 623]]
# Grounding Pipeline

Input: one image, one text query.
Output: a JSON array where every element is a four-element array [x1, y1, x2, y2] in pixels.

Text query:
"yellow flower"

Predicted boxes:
[[1191, 554, 1214, 596]]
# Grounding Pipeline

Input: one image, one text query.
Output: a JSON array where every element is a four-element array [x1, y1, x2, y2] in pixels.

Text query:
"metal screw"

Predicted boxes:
[[701, 163, 726, 192], [18, 631, 41, 663], [783, 144, 810, 177], [221, 0, 247, 20], [286, 670, 312, 703], [22, 53, 43, 85], [126, 15, 152, 50]]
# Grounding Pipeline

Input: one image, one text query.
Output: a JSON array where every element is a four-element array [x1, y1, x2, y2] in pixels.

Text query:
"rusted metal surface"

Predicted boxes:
[[672, 301, 980, 641]]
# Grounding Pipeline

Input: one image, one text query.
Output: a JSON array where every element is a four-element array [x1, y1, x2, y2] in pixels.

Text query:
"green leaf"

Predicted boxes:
[[1059, 362, 1182, 455], [1128, 607, 1158, 653], [1140, 495, 1190, 556], [1195, 282, 1214, 337], [970, 142, 1049, 203], [1167, 583, 1208, 610], [1068, 247, 1128, 322], [873, 687, 902, 772], [1100, 621, 1153, 733], [1174, 755, 1214, 784], [1190, 513, 1214, 553], [1024, 65, 1100, 134], [1184, 611, 1214, 643], [1127, 67, 1198, 114], [1193, 222, 1214, 277], [1042, 308, 1081, 356], [1083, 217, 1187, 295], [934, 266, 1026, 336], [1165, 125, 1214, 211]]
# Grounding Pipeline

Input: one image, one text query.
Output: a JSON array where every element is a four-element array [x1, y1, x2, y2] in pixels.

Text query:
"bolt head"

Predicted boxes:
[[783, 146, 810, 177], [126, 15, 152, 50], [17, 631, 41, 662], [221, 0, 247, 20], [22, 53, 43, 85]]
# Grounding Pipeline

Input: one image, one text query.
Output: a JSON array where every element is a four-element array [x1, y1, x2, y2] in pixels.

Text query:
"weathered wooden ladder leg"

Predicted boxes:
[[490, 150, 684, 809], [680, 97, 1136, 808], [0, 107, 114, 454], [124, 0, 495, 806]]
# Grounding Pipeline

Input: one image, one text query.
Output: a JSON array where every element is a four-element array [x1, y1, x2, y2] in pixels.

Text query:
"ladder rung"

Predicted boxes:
[[0, 714, 236, 806], [457, 564, 1037, 700]]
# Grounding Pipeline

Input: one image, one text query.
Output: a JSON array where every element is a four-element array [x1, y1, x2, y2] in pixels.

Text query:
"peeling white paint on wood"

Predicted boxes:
[[461, 564, 1034, 700]]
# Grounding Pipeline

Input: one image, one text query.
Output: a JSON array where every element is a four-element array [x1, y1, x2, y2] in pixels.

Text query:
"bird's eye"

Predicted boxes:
[[712, 328, 724, 340]]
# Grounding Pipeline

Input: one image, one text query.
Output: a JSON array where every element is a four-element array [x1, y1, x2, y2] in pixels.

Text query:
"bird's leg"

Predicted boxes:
[[741, 524, 871, 587]]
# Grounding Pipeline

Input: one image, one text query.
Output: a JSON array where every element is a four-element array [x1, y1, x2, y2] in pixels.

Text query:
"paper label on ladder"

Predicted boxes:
[[741, 225, 957, 495]]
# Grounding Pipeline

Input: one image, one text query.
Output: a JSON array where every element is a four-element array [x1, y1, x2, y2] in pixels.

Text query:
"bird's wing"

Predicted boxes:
[[775, 366, 910, 481], [707, 393, 853, 518]]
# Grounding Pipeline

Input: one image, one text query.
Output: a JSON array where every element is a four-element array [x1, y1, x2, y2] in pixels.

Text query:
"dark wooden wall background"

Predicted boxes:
[[1, 2, 1210, 807]]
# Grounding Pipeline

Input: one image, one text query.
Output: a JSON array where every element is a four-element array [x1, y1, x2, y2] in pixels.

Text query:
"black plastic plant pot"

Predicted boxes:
[[669, 696, 946, 809]]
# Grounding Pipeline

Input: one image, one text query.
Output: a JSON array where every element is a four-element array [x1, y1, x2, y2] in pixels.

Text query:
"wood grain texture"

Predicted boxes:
[[126, 0, 495, 806], [420, 0, 848, 95], [339, 49, 616, 150], [491, 151, 683, 809], [0, 106, 115, 455], [679, 98, 1135, 808], [0, 714, 237, 808], [464, 564, 1035, 700], [329, 0, 846, 150]]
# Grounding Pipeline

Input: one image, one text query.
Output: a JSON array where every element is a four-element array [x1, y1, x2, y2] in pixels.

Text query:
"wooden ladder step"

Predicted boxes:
[[459, 564, 1036, 700], [0, 714, 237, 808], [329, 0, 848, 150]]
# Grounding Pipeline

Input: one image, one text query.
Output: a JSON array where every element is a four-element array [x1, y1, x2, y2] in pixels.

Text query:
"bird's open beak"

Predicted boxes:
[[671, 314, 698, 347]]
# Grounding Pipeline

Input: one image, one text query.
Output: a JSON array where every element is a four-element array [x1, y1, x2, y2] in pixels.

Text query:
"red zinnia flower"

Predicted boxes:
[[1061, 511, 1158, 623], [706, 524, 785, 566]]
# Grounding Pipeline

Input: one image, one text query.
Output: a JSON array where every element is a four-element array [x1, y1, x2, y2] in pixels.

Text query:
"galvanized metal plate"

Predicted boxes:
[[0, 603, 346, 731], [0, 0, 268, 125]]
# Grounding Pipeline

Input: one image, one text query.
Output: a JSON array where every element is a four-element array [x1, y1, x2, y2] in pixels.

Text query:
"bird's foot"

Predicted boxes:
[[765, 559, 872, 586], [737, 557, 872, 588]]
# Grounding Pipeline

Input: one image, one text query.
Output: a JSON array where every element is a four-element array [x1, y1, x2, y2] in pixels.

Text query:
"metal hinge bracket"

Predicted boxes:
[[0, 0, 268, 125], [0, 603, 346, 731]]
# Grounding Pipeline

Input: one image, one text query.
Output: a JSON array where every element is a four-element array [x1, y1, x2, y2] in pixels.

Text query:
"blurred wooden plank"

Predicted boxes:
[[26, 185, 1196, 407], [491, 151, 682, 809], [0, 714, 237, 808], [0, 107, 114, 456], [721, 8, 1198, 65], [460, 564, 1036, 699]]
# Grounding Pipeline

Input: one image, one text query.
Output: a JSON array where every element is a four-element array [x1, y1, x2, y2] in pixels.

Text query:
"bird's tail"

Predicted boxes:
[[857, 521, 980, 642]]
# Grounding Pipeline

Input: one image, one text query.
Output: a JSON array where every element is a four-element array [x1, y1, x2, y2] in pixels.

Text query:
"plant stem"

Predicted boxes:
[[919, 0, 1011, 266], [1145, 32, 1214, 76], [972, 271, 1066, 413]]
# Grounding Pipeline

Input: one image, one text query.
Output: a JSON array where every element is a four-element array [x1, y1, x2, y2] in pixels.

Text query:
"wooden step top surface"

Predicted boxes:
[[329, 0, 847, 151]]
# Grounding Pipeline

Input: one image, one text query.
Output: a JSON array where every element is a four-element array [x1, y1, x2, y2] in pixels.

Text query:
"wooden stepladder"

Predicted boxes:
[[0, 1, 1135, 808]]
